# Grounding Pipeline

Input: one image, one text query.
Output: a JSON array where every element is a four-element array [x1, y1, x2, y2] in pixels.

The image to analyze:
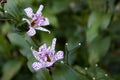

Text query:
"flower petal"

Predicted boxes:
[[32, 62, 42, 71], [40, 18, 49, 26], [22, 18, 31, 25], [24, 7, 34, 18], [36, 5, 43, 15], [42, 62, 54, 68], [54, 51, 64, 61], [27, 27, 36, 36], [51, 38, 56, 50], [31, 47, 41, 61], [35, 27, 50, 33], [39, 44, 47, 52]]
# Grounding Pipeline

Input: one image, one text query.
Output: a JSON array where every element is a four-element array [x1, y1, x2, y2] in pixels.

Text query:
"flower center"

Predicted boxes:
[[30, 19, 37, 28], [46, 54, 52, 62]]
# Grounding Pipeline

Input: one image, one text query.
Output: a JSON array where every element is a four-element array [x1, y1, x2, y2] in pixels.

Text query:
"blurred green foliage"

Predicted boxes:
[[0, 0, 120, 80]]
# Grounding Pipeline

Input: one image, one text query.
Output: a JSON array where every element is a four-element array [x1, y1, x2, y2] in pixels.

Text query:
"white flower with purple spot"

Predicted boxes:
[[22, 5, 50, 36], [31, 38, 64, 71]]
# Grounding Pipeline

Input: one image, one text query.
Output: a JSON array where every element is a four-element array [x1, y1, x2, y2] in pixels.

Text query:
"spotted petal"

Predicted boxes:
[[27, 27, 36, 36], [24, 7, 34, 18], [31, 47, 41, 61], [39, 44, 47, 52], [51, 38, 56, 50], [32, 62, 42, 71], [36, 5, 43, 15], [54, 51, 64, 61], [42, 62, 54, 68], [38, 18, 49, 26], [35, 27, 50, 33]]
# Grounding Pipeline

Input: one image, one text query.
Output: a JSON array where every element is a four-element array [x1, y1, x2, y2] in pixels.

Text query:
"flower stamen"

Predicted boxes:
[[46, 55, 52, 62], [30, 20, 38, 28]]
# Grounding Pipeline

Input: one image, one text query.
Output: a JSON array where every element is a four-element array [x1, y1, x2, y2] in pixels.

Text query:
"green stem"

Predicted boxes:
[[31, 36, 40, 47], [48, 68, 54, 80], [65, 43, 69, 65], [65, 64, 93, 80], [69, 44, 81, 54]]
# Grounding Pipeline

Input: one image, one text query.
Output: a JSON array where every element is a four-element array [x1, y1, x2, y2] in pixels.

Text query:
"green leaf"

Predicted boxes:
[[87, 0, 107, 12], [7, 33, 31, 57], [7, 33, 35, 72], [1, 22, 10, 35], [88, 36, 111, 65], [51, 0, 72, 14], [35, 69, 51, 80], [87, 12, 102, 43], [87, 12, 101, 28], [101, 14, 112, 29], [52, 64, 86, 80], [4, 0, 24, 22], [87, 12, 111, 44], [1, 60, 22, 80], [0, 34, 11, 57], [87, 66, 113, 80], [74, 66, 87, 77], [27, 56, 36, 72]]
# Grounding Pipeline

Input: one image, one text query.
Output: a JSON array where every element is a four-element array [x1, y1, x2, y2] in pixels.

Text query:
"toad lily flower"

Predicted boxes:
[[22, 5, 50, 36], [31, 38, 64, 71]]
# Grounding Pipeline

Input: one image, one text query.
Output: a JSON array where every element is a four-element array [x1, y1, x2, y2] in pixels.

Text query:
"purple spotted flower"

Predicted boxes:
[[31, 38, 64, 71], [22, 5, 50, 36]]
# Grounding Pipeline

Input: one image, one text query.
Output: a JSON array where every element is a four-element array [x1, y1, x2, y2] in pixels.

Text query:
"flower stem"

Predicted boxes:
[[48, 68, 54, 80], [31, 36, 39, 47], [65, 43, 69, 65]]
